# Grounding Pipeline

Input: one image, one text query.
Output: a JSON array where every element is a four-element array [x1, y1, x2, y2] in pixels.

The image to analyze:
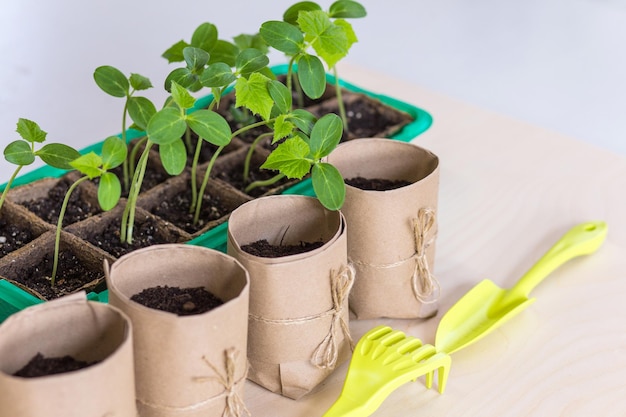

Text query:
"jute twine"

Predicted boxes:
[[350, 207, 440, 304], [138, 348, 249, 417], [248, 264, 355, 370]]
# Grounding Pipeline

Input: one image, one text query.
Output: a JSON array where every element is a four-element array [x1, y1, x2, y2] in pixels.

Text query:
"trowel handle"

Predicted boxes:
[[511, 221, 608, 299]]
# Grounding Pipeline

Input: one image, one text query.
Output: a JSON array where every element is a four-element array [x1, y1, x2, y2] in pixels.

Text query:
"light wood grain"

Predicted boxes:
[[242, 64, 626, 417]]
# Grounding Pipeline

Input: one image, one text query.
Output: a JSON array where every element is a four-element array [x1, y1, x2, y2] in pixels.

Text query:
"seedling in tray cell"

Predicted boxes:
[[50, 136, 127, 285], [260, 0, 366, 131], [93, 65, 156, 193], [1, 118, 80, 212]]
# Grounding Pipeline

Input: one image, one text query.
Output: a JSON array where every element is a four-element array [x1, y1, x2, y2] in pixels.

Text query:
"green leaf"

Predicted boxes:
[[4, 140, 35, 165], [101, 136, 127, 169], [93, 65, 129, 98], [236, 48, 269, 75], [162, 40, 189, 63], [299, 11, 349, 67], [16, 118, 47, 143], [186, 110, 232, 146], [233, 33, 269, 54], [128, 96, 157, 131], [37, 143, 81, 170], [191, 23, 218, 52], [288, 109, 317, 135], [183, 46, 210, 71], [261, 136, 312, 179], [170, 81, 196, 110], [272, 114, 295, 143], [259, 21, 304, 55], [98, 172, 122, 211], [147, 107, 187, 145], [297, 54, 326, 99], [310, 113, 343, 158], [284, 1, 322, 25], [164, 67, 198, 92], [298, 9, 331, 39], [268, 80, 292, 114], [311, 162, 345, 210], [208, 40, 239, 67], [70, 151, 103, 179], [200, 63, 236, 87], [159, 139, 187, 175], [129, 73, 153, 91], [322, 19, 358, 67], [329, 0, 367, 18], [234, 72, 274, 121]]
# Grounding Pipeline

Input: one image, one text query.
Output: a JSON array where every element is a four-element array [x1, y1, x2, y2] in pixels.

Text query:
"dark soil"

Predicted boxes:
[[345, 177, 413, 191], [0, 219, 34, 258], [83, 216, 184, 259], [150, 188, 231, 233], [8, 250, 102, 300], [21, 177, 101, 226], [13, 353, 97, 377], [241, 238, 324, 258], [131, 285, 223, 315], [310, 95, 410, 141]]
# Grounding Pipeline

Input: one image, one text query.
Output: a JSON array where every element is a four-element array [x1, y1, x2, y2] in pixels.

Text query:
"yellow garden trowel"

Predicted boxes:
[[435, 220, 607, 355], [322, 221, 607, 417]]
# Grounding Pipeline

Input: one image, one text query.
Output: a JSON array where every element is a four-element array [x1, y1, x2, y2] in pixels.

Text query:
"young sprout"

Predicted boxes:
[[260, 113, 346, 210], [93, 66, 155, 191], [50, 136, 127, 285], [260, 0, 366, 131], [1, 119, 80, 212]]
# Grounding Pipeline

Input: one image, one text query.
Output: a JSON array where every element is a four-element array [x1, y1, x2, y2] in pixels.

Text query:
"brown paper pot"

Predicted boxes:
[[227, 195, 352, 400], [0, 293, 136, 417], [327, 138, 440, 319], [106, 244, 250, 417]]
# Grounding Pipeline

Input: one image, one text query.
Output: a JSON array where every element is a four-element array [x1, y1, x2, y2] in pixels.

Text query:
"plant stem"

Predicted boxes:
[[243, 132, 273, 185], [193, 145, 225, 225], [231, 118, 273, 139], [244, 173, 286, 194], [190, 136, 204, 212], [128, 136, 148, 188], [293, 72, 304, 109], [0, 165, 23, 212], [121, 98, 130, 192], [333, 67, 348, 133], [120, 140, 153, 244], [51, 175, 89, 286]]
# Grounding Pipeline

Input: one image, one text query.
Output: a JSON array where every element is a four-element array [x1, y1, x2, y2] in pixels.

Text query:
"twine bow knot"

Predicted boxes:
[[311, 264, 355, 369], [196, 348, 250, 417], [411, 207, 440, 303]]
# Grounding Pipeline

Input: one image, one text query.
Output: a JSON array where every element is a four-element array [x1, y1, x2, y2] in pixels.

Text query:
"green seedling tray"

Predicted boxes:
[[0, 66, 432, 322]]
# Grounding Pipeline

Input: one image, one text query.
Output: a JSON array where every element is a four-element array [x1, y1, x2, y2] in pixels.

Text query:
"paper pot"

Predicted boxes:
[[327, 138, 440, 319], [227, 195, 352, 400], [0, 292, 136, 417], [105, 244, 250, 417]]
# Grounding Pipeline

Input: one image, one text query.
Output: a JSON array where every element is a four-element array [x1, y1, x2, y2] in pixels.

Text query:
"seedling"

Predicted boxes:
[[93, 66, 156, 191], [1, 119, 80, 212], [261, 113, 346, 210], [50, 136, 127, 285], [260, 0, 366, 131]]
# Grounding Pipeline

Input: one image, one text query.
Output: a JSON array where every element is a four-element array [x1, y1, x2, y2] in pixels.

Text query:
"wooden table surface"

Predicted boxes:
[[243, 64, 626, 417]]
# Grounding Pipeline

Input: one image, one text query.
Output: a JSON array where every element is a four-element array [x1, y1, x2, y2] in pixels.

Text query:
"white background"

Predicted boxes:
[[1, 0, 624, 178]]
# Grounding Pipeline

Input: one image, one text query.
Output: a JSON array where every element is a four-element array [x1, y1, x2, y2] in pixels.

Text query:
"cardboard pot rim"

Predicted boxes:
[[105, 243, 250, 320], [227, 195, 344, 264], [328, 138, 440, 192], [0, 293, 133, 378]]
